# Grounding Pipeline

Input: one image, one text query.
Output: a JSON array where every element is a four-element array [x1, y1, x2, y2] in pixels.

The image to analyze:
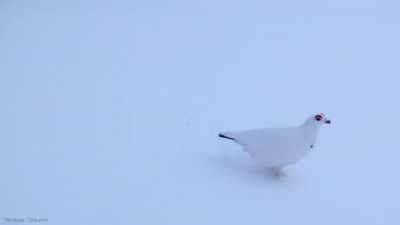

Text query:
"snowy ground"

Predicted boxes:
[[1, 1, 400, 224]]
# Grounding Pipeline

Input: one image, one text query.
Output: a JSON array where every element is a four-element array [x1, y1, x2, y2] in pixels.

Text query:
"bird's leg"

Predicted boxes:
[[271, 167, 285, 178]]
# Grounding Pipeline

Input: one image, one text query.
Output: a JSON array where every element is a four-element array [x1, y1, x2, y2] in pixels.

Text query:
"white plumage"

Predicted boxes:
[[219, 113, 331, 171]]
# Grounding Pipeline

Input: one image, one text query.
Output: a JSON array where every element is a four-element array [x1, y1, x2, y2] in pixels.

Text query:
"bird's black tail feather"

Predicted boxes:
[[218, 133, 236, 141]]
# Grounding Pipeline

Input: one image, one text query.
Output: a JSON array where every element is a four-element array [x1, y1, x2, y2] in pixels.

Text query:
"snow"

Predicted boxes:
[[1, 0, 400, 224]]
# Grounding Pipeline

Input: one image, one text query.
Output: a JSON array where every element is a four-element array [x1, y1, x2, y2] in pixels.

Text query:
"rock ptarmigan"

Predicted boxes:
[[219, 113, 331, 174]]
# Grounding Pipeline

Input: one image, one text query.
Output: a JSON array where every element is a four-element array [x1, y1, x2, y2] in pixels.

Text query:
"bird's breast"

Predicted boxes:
[[242, 137, 310, 167]]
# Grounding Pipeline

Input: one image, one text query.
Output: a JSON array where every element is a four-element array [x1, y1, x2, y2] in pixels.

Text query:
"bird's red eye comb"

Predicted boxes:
[[315, 114, 322, 121]]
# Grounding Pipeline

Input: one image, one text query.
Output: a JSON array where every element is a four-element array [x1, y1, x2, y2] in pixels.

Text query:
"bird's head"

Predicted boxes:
[[301, 113, 331, 130], [312, 113, 331, 125]]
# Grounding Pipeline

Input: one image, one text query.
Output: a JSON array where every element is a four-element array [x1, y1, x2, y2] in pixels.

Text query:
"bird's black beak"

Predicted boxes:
[[325, 120, 331, 124]]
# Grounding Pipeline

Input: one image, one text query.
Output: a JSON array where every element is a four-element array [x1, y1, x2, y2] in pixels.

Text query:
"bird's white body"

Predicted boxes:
[[220, 114, 330, 169]]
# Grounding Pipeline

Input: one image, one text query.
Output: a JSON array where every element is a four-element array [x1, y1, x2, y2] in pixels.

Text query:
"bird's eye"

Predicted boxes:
[[315, 115, 322, 121]]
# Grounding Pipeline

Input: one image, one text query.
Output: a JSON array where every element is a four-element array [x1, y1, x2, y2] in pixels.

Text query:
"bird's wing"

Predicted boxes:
[[236, 127, 301, 148]]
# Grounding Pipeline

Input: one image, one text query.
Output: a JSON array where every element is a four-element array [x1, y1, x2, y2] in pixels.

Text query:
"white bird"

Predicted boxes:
[[219, 113, 331, 175]]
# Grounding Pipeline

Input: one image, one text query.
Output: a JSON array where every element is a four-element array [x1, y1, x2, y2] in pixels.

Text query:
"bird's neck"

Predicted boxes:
[[300, 119, 321, 146]]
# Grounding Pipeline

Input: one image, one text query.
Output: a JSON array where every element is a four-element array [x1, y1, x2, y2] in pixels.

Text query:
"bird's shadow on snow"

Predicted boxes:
[[203, 150, 298, 185]]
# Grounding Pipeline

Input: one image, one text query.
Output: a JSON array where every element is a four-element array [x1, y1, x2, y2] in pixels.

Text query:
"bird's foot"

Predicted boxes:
[[270, 167, 285, 178]]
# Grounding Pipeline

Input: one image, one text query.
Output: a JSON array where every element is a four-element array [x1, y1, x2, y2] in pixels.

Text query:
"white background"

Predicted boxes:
[[1, 0, 399, 224]]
